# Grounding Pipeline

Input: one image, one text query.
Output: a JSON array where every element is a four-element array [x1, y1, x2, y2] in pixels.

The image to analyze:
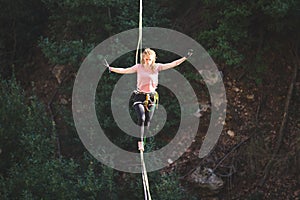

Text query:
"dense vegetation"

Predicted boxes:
[[0, 0, 299, 199]]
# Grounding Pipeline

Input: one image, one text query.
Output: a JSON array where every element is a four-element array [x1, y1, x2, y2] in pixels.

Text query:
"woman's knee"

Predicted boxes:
[[137, 114, 146, 126]]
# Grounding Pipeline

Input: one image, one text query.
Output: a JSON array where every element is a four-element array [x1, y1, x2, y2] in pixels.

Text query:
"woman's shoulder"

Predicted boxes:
[[131, 63, 141, 69], [134, 63, 143, 68], [155, 63, 163, 71]]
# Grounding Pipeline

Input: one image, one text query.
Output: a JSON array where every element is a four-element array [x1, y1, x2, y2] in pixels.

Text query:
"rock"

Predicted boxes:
[[233, 87, 240, 92], [194, 103, 211, 118], [187, 167, 223, 192], [52, 65, 65, 84], [246, 94, 255, 100], [60, 98, 68, 105], [227, 130, 235, 137], [193, 108, 203, 118]]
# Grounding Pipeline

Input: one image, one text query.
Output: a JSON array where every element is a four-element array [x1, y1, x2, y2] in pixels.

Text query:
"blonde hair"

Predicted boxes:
[[141, 48, 156, 71]]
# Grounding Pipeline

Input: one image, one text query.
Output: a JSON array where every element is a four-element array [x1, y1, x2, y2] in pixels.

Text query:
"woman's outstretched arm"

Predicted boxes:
[[159, 50, 193, 71], [109, 65, 137, 74], [159, 57, 187, 71], [103, 58, 137, 74]]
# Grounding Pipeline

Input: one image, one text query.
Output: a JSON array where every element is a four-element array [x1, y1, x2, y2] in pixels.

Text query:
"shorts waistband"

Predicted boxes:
[[133, 90, 157, 95]]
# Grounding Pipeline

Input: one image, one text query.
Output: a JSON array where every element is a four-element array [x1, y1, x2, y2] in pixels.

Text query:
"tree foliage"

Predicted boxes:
[[198, 0, 300, 68], [0, 75, 189, 200], [39, 0, 170, 68], [0, 75, 53, 174]]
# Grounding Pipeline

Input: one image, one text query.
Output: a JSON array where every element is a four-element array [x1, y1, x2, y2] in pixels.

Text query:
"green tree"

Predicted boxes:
[[0, 75, 53, 174], [198, 0, 300, 69], [0, 75, 191, 200]]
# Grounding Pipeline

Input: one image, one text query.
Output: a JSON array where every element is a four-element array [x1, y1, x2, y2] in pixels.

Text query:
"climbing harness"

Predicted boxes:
[[133, 90, 159, 111], [143, 92, 159, 112]]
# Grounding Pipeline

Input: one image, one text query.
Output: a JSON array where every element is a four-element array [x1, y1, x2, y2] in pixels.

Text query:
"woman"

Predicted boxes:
[[105, 48, 192, 151]]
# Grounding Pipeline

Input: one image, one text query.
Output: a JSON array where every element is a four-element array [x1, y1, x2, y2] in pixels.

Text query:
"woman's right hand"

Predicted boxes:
[[103, 59, 111, 72], [103, 59, 109, 68]]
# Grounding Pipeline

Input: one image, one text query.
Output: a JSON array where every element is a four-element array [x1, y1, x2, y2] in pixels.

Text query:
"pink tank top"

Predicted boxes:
[[130, 64, 162, 93]]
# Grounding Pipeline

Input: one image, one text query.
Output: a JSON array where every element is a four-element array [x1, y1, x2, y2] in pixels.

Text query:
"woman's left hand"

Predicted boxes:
[[185, 49, 193, 59]]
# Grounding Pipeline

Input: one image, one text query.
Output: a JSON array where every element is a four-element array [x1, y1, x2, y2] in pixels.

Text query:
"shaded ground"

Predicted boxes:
[[166, 63, 300, 199]]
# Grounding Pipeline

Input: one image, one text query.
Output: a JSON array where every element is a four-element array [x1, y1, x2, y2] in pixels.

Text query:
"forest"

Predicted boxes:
[[0, 0, 300, 199]]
